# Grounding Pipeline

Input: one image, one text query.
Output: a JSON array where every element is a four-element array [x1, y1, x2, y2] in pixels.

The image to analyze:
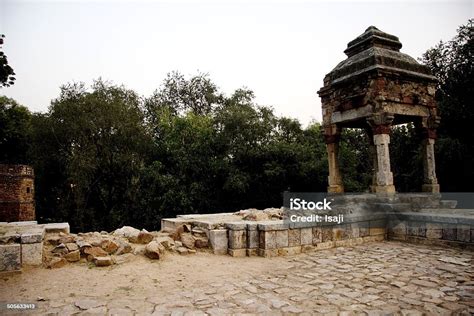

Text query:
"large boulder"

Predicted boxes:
[[145, 241, 165, 260]]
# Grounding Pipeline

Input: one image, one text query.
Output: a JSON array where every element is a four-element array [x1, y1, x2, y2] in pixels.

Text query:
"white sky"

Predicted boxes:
[[1, 0, 472, 125]]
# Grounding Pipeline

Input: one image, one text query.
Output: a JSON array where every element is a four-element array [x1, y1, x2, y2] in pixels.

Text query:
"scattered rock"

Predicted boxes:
[[145, 241, 165, 259], [101, 239, 119, 254], [176, 246, 189, 255], [46, 235, 61, 246], [180, 233, 195, 249], [59, 235, 76, 244], [115, 240, 132, 255], [113, 226, 140, 241], [133, 245, 146, 256], [154, 236, 175, 250], [52, 243, 69, 255], [94, 256, 114, 267], [83, 246, 108, 258], [194, 236, 209, 248], [65, 242, 79, 252], [49, 257, 67, 269], [135, 229, 154, 244], [64, 250, 81, 262]]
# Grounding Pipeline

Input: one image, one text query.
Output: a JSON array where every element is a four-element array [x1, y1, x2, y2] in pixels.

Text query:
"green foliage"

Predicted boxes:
[[0, 96, 31, 163], [420, 19, 474, 191], [0, 35, 16, 88]]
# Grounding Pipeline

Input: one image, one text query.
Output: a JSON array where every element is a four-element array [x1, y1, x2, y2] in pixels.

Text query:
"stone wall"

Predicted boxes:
[[0, 164, 35, 222], [388, 212, 474, 250], [225, 219, 386, 258]]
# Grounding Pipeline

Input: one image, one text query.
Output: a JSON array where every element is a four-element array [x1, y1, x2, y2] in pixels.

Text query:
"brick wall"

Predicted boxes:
[[0, 164, 35, 222]]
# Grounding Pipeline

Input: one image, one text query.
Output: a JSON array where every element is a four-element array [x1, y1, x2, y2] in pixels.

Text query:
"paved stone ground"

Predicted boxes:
[[1, 241, 472, 315]]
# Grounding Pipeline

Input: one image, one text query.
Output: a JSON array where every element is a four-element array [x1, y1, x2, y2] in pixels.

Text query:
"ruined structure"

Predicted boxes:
[[318, 26, 440, 193], [0, 164, 36, 222]]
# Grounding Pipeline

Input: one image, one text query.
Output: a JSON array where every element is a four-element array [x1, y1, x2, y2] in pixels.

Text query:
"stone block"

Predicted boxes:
[[209, 229, 228, 255], [407, 222, 426, 237], [316, 241, 334, 250], [44, 223, 70, 234], [288, 229, 301, 247], [275, 230, 288, 248], [226, 222, 247, 230], [20, 231, 44, 244], [228, 248, 247, 257], [321, 227, 333, 242], [259, 230, 276, 249], [21, 242, 43, 266], [246, 249, 258, 256], [257, 221, 288, 231], [370, 220, 387, 236], [359, 222, 369, 237], [0, 232, 20, 244], [247, 229, 259, 249], [258, 248, 278, 257], [0, 244, 21, 272], [388, 221, 406, 237], [312, 227, 322, 244], [300, 228, 312, 245], [333, 225, 350, 240], [301, 245, 315, 253], [442, 227, 457, 241], [278, 246, 301, 256], [456, 225, 470, 242], [350, 223, 360, 238], [426, 223, 442, 239], [228, 229, 246, 249]]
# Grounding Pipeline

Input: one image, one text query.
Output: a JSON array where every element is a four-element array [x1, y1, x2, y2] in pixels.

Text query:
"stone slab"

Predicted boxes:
[[20, 230, 44, 244], [44, 223, 70, 234], [209, 229, 228, 255], [21, 242, 43, 265], [0, 244, 21, 272]]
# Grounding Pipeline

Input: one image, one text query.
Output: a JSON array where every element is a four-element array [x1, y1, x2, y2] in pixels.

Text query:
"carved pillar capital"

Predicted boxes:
[[323, 124, 341, 144], [366, 113, 394, 135]]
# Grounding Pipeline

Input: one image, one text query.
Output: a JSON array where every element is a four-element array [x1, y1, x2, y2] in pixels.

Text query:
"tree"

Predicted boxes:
[[0, 35, 15, 87], [31, 80, 152, 231], [420, 19, 474, 191], [0, 96, 31, 163]]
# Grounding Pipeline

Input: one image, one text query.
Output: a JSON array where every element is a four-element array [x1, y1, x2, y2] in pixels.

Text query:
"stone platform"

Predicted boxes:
[[162, 194, 474, 257], [0, 221, 70, 273]]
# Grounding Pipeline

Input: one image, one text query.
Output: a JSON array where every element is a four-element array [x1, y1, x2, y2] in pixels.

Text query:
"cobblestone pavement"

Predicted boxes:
[[1, 241, 472, 315]]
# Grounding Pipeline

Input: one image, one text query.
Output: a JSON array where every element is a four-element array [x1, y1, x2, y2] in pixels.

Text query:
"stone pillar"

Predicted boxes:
[[324, 125, 344, 193], [365, 128, 378, 193], [367, 114, 395, 194], [421, 128, 440, 193]]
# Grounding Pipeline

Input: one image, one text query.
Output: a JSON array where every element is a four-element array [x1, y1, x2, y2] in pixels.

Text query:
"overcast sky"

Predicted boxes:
[[1, 0, 471, 125]]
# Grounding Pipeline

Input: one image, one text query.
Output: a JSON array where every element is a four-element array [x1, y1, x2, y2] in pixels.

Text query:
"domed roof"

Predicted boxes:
[[324, 26, 436, 85]]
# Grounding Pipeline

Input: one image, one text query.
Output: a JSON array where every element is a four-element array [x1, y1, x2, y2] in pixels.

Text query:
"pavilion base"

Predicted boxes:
[[422, 183, 440, 193], [327, 185, 344, 193], [374, 185, 396, 194]]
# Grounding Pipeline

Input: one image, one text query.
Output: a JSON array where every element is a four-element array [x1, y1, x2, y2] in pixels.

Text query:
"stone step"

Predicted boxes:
[[440, 200, 457, 209]]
